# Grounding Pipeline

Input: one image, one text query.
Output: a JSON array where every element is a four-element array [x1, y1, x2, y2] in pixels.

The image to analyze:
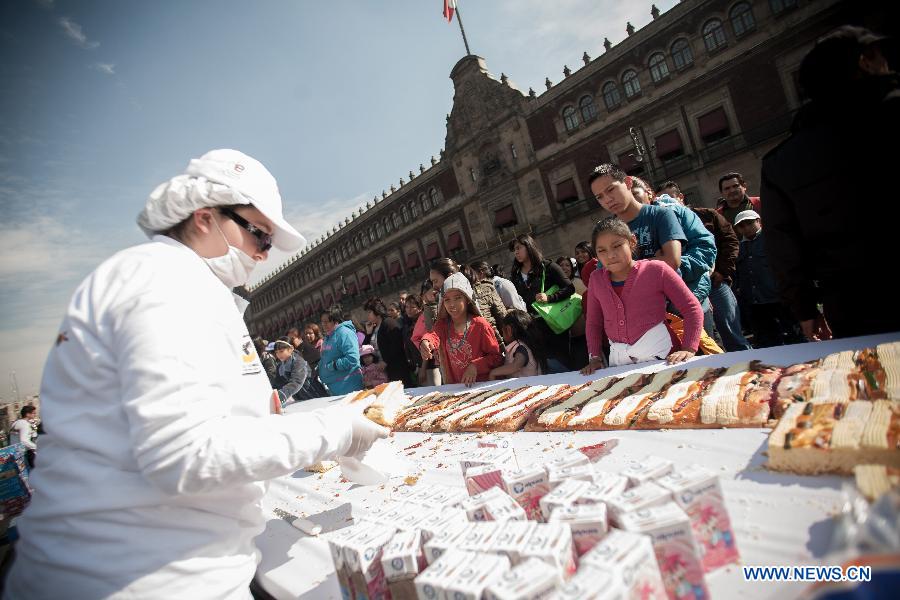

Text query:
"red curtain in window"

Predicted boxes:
[[555, 178, 578, 202], [425, 242, 440, 260], [446, 232, 463, 251], [388, 260, 402, 277], [618, 153, 640, 173], [347, 282, 357, 295], [373, 268, 385, 284], [359, 275, 371, 290], [406, 252, 421, 269], [698, 107, 729, 138], [654, 129, 683, 158], [494, 204, 517, 228]]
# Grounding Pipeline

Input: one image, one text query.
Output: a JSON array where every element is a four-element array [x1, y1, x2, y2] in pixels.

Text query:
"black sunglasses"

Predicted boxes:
[[220, 208, 273, 252]]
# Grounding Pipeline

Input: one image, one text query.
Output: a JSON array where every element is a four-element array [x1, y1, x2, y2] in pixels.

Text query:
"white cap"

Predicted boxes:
[[137, 149, 306, 252], [733, 209, 760, 226], [437, 272, 482, 320]]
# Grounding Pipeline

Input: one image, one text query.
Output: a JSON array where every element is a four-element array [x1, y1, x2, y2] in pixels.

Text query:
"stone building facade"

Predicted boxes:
[[245, 0, 875, 339]]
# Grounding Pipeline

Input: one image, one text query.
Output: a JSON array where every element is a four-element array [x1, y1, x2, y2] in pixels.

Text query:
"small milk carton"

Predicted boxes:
[[618, 504, 710, 600], [502, 466, 552, 521], [418, 507, 468, 542], [423, 519, 470, 564], [575, 472, 629, 505], [547, 463, 598, 488], [548, 503, 609, 556], [426, 486, 469, 508], [326, 524, 364, 600], [456, 522, 500, 553], [363, 500, 406, 525], [341, 522, 396, 600], [550, 564, 627, 599], [466, 463, 507, 496], [395, 503, 437, 531], [485, 557, 564, 600], [460, 486, 508, 522], [460, 447, 518, 475], [484, 491, 529, 522], [520, 523, 577, 578], [486, 521, 537, 565], [545, 451, 591, 476], [406, 484, 448, 506], [605, 481, 672, 524], [414, 549, 474, 600], [580, 529, 667, 600], [622, 456, 674, 486], [380, 529, 425, 600], [658, 465, 740, 571], [478, 435, 513, 449], [445, 552, 512, 600], [540, 479, 592, 521]]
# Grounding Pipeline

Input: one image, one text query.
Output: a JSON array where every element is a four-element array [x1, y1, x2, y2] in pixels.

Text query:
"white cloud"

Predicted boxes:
[[93, 62, 115, 76], [58, 17, 99, 49]]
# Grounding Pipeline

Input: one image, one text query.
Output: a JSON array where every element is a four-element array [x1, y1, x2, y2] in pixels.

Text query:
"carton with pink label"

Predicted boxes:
[[658, 465, 739, 571], [486, 521, 536, 565], [580, 529, 667, 600], [380, 529, 426, 600], [619, 503, 710, 600], [539, 479, 591, 521], [551, 563, 626, 600], [466, 463, 506, 496], [502, 466, 551, 521], [485, 557, 563, 600], [605, 481, 672, 525], [548, 503, 609, 556], [460, 486, 508, 522], [340, 522, 396, 600], [520, 522, 577, 578], [484, 491, 529, 522], [575, 472, 629, 505]]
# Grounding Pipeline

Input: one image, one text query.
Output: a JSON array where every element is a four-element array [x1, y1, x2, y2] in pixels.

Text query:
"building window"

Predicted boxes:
[[671, 38, 694, 70], [429, 186, 439, 207], [622, 70, 641, 98], [510, 143, 518, 159], [401, 205, 409, 224], [392, 212, 402, 229], [368, 228, 375, 243], [703, 19, 727, 52], [410, 201, 419, 219], [769, 0, 797, 16], [602, 82, 621, 110], [579, 95, 597, 121], [383, 217, 391, 234], [420, 192, 429, 211], [698, 106, 731, 144], [655, 129, 685, 161], [648, 53, 669, 83], [562, 106, 579, 131], [730, 2, 755, 37]]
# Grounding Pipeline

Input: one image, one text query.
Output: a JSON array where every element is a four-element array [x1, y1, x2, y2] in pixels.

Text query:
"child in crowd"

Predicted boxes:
[[420, 272, 503, 386], [581, 217, 703, 373], [489, 309, 546, 380], [359, 344, 389, 389]]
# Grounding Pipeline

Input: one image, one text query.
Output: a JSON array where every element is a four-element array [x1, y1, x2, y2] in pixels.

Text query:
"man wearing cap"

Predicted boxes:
[[734, 210, 800, 348], [761, 25, 900, 340], [4, 150, 389, 599]]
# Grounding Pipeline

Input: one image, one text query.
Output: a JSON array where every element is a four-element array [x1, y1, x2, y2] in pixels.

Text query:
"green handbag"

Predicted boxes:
[[530, 267, 582, 334]]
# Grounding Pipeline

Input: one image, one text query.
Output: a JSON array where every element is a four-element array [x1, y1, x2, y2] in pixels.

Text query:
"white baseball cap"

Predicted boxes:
[[734, 209, 760, 226]]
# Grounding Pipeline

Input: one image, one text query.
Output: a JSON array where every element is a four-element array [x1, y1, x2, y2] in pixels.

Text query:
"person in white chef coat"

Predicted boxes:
[[3, 149, 388, 600]]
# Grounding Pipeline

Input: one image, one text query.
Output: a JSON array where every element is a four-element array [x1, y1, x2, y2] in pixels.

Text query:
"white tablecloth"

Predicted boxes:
[[254, 333, 900, 599]]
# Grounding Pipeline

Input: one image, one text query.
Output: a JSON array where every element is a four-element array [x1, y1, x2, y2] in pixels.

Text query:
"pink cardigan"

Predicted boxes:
[[585, 260, 703, 355]]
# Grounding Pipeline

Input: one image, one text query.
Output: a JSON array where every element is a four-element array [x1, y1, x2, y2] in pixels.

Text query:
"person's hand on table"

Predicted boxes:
[[801, 315, 832, 342], [461, 364, 478, 387], [581, 356, 605, 376], [488, 368, 503, 380], [535, 293, 549, 303], [419, 339, 434, 361], [667, 350, 696, 364]]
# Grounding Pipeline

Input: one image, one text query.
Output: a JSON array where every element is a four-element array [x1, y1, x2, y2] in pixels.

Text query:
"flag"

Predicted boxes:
[[443, 0, 456, 23]]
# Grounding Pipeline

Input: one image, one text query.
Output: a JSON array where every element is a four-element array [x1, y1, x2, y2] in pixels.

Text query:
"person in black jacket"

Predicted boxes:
[[253, 337, 279, 388], [509, 234, 576, 370], [761, 25, 900, 340], [362, 296, 411, 385]]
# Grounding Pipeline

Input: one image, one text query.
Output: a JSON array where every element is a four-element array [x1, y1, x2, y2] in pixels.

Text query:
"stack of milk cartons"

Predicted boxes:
[[484, 557, 564, 600], [415, 549, 511, 600], [325, 521, 396, 600], [380, 529, 426, 600], [577, 528, 667, 600]]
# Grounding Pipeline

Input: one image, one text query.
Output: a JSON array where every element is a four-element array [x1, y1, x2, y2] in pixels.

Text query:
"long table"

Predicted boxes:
[[254, 333, 900, 599]]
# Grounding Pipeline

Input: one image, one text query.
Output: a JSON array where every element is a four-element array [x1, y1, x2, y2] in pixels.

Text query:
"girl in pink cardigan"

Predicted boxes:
[[581, 217, 703, 375]]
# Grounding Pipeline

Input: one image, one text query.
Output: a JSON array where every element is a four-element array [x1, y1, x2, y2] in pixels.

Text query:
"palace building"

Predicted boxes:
[[244, 0, 879, 339]]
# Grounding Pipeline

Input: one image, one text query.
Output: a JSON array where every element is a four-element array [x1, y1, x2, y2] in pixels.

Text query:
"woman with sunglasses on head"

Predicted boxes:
[[4, 150, 389, 600]]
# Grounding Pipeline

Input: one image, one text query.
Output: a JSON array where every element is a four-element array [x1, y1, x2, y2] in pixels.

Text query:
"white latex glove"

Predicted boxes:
[[341, 412, 390, 459]]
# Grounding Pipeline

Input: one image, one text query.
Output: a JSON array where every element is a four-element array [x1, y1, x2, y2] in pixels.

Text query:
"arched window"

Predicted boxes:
[[602, 82, 621, 110], [730, 2, 755, 37], [622, 70, 641, 98], [392, 212, 402, 229], [703, 19, 727, 52], [368, 228, 375, 243], [671, 38, 693, 70], [648, 53, 669, 83], [579, 95, 597, 122], [419, 192, 429, 211], [410, 201, 419, 219], [429, 186, 439, 207], [401, 205, 409, 224], [384, 217, 392, 234], [562, 106, 579, 131], [375, 221, 383, 237], [354, 237, 361, 252]]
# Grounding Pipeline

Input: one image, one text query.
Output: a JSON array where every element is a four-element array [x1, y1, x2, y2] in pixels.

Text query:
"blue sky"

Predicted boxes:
[[0, 0, 678, 396]]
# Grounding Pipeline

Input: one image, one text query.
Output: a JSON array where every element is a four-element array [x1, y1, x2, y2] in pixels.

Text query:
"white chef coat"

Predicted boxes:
[[7, 419, 36, 451], [4, 236, 352, 600]]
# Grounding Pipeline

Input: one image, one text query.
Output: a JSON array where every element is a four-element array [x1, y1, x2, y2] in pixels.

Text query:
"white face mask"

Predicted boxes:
[[202, 215, 258, 288]]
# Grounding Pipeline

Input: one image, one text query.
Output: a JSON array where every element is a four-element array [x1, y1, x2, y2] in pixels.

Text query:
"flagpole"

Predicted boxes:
[[454, 1, 472, 56]]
